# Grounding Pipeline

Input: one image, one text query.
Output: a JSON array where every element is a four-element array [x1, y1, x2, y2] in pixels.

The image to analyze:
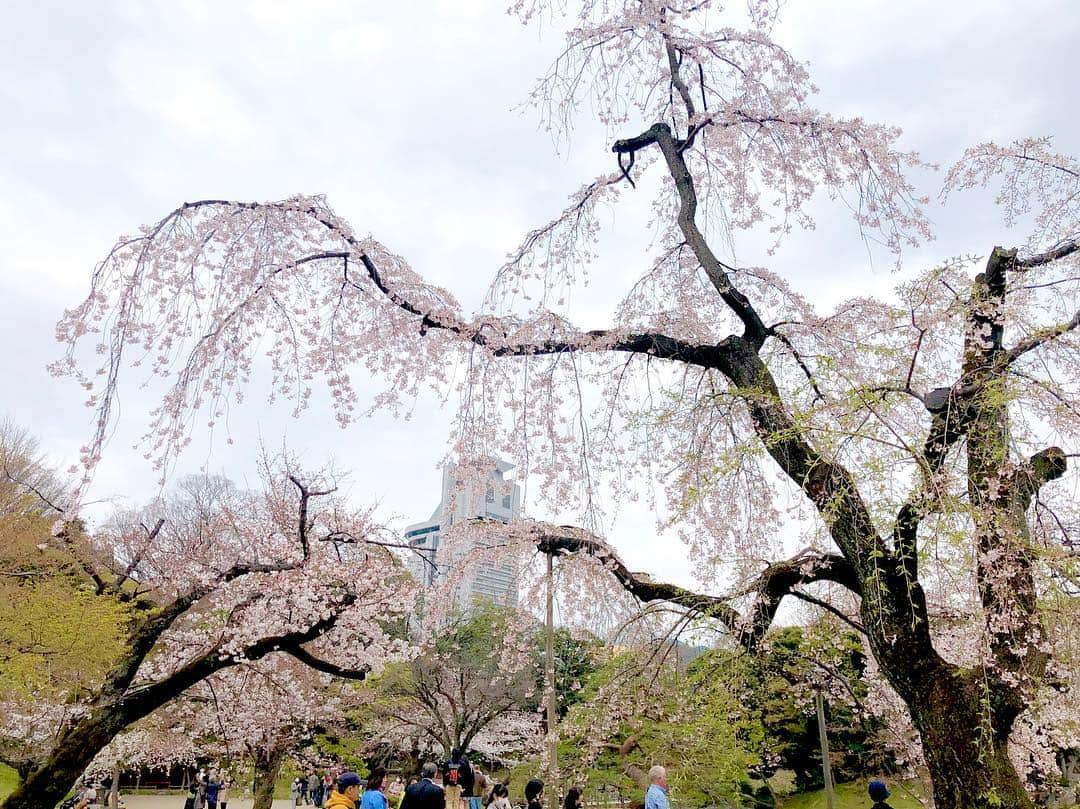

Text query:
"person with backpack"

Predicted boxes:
[[442, 749, 473, 809]]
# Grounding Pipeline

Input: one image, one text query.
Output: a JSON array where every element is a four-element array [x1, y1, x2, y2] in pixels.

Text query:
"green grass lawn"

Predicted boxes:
[[777, 780, 928, 809], [0, 764, 19, 801]]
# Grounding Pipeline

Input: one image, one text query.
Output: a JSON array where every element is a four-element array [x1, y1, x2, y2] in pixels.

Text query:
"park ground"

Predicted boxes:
[[1, 765, 931, 809]]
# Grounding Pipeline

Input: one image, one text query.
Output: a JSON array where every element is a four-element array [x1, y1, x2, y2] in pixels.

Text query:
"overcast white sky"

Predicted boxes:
[[1, 0, 1078, 590]]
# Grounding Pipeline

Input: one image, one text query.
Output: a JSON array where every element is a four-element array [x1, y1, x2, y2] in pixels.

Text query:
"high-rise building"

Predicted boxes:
[[404, 460, 521, 609]]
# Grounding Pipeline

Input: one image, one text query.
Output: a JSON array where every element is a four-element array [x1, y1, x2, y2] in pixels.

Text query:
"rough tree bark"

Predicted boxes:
[[252, 745, 288, 809]]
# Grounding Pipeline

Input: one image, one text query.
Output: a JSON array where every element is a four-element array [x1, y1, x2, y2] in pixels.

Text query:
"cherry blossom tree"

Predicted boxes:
[[51, 2, 1080, 808], [0, 464, 412, 809], [158, 656, 350, 809]]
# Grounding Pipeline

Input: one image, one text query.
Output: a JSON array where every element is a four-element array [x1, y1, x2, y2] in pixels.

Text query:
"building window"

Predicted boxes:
[[485, 487, 495, 503]]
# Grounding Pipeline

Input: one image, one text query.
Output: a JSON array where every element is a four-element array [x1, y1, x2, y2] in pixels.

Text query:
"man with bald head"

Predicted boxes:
[[644, 766, 669, 809]]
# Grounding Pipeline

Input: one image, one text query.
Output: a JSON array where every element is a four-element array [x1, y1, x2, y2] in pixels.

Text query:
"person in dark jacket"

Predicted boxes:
[[443, 749, 473, 809], [400, 764, 445, 809]]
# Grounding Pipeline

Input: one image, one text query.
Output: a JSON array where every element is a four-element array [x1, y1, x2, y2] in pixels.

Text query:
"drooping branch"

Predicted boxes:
[[534, 527, 859, 651]]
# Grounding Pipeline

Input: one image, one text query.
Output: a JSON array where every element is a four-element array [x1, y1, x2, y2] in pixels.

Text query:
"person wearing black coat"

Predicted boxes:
[[400, 764, 445, 809]]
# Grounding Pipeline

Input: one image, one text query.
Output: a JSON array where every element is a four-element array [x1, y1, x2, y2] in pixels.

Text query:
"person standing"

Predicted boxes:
[[309, 773, 322, 808], [386, 776, 404, 809], [443, 749, 473, 809], [400, 763, 445, 809], [562, 788, 583, 809], [75, 782, 97, 809], [218, 780, 230, 809], [206, 773, 222, 809], [644, 767, 669, 809], [78, 783, 101, 809], [324, 773, 335, 806], [524, 780, 543, 809], [300, 777, 310, 806], [361, 771, 388, 809], [325, 773, 363, 809], [471, 769, 489, 809], [194, 775, 208, 809]]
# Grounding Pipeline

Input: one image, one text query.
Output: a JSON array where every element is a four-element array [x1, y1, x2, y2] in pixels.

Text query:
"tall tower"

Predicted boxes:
[[404, 460, 521, 609]]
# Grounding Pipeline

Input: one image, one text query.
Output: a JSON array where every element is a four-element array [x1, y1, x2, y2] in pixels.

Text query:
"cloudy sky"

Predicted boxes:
[[1, 0, 1078, 590]]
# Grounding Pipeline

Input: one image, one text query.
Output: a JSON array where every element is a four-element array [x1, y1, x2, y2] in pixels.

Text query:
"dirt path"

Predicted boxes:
[[122, 797, 297, 809]]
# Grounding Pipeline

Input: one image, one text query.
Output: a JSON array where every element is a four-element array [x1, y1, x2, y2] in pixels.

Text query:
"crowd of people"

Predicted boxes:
[[182, 769, 231, 809], [67, 752, 894, 809], [320, 754, 638, 809], [289, 772, 338, 808], [314, 757, 896, 809]]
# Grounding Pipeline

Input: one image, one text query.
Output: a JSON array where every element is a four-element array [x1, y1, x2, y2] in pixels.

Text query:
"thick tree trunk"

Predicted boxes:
[[252, 745, 287, 809], [0, 710, 126, 809], [902, 666, 1031, 809]]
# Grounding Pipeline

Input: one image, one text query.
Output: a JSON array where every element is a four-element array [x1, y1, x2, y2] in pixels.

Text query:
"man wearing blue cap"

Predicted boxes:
[[326, 773, 363, 809], [868, 779, 894, 809]]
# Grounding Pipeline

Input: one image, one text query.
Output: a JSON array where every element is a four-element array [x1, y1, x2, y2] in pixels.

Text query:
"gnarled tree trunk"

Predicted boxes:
[[252, 745, 288, 809], [0, 707, 130, 809], [908, 669, 1031, 809]]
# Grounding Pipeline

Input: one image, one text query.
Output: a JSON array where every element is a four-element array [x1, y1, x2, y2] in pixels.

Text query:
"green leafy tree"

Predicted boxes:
[[553, 647, 764, 809], [740, 626, 893, 792], [0, 426, 129, 780]]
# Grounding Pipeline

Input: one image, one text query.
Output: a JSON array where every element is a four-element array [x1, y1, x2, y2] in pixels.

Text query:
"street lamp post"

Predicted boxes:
[[544, 550, 559, 809]]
